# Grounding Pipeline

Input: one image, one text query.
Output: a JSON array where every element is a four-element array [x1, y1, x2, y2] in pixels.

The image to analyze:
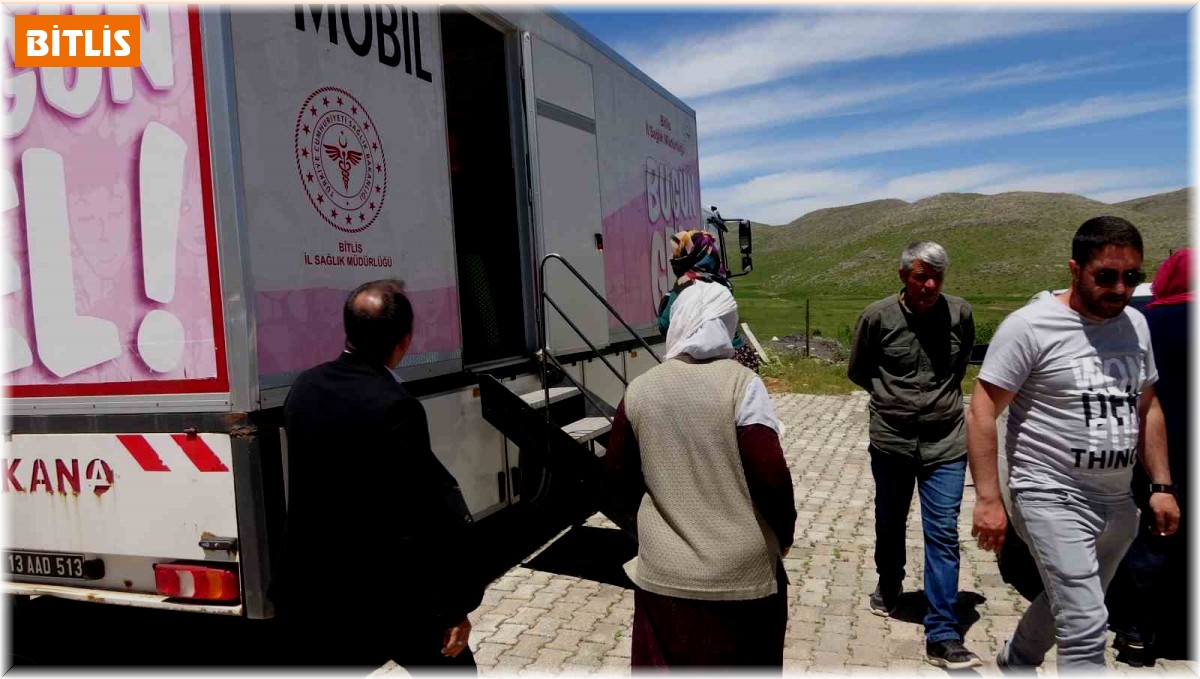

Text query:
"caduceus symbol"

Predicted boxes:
[[324, 132, 363, 191]]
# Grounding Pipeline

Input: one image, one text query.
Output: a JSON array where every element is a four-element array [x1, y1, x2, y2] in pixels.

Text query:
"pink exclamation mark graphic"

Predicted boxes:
[[136, 122, 187, 373]]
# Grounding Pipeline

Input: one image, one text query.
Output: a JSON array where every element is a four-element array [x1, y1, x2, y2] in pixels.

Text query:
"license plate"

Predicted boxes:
[[3, 551, 101, 580]]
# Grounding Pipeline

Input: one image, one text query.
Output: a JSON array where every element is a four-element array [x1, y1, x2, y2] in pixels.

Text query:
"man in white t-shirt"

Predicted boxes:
[[966, 216, 1180, 671]]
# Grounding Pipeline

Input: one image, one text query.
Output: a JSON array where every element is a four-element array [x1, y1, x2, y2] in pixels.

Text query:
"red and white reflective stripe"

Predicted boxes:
[[116, 434, 229, 473], [170, 434, 228, 472], [115, 435, 171, 472]]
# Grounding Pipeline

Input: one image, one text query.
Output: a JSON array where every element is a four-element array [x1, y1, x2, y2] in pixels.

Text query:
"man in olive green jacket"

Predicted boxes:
[[848, 241, 978, 670]]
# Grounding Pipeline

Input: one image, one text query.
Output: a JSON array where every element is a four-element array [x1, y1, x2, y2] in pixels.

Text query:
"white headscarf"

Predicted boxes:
[[665, 281, 739, 361]]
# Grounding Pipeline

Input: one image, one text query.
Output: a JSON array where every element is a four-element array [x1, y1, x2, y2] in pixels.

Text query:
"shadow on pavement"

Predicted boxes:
[[888, 590, 986, 635], [6, 502, 596, 669], [522, 525, 636, 589]]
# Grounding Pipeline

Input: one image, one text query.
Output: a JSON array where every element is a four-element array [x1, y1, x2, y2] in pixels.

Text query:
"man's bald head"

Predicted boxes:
[[343, 279, 413, 365]]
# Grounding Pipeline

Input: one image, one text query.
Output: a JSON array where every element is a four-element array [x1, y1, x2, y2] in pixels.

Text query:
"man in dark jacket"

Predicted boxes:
[[275, 279, 482, 670]]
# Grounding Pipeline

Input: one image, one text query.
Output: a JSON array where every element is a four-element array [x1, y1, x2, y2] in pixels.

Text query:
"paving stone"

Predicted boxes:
[[815, 633, 850, 655], [564, 611, 603, 632], [546, 601, 585, 619], [784, 621, 819, 641], [506, 634, 553, 659], [783, 640, 813, 661], [493, 650, 533, 672], [609, 635, 633, 659], [544, 629, 588, 652], [569, 641, 611, 666], [527, 615, 568, 638], [472, 613, 509, 635], [791, 605, 823, 623], [473, 642, 510, 667], [811, 651, 849, 669], [488, 623, 530, 646], [508, 606, 547, 626], [527, 648, 573, 673], [822, 614, 854, 634], [451, 392, 1186, 676], [527, 591, 565, 609], [583, 621, 624, 646], [489, 598, 524, 617]]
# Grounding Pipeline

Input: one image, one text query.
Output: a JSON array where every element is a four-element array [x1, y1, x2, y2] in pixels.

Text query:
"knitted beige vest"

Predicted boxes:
[[622, 357, 780, 601]]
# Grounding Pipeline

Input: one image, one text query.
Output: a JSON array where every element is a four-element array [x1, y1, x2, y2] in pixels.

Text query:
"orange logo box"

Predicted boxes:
[[14, 14, 140, 67]]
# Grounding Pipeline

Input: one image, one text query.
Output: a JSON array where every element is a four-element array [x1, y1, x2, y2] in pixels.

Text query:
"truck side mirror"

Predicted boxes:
[[737, 220, 752, 255], [727, 219, 751, 276]]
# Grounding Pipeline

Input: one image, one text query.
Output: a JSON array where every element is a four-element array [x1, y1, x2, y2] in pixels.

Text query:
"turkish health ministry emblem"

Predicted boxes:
[[295, 86, 387, 233]]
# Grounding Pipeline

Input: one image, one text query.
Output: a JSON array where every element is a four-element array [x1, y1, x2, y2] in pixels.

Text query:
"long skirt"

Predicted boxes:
[[631, 568, 787, 669]]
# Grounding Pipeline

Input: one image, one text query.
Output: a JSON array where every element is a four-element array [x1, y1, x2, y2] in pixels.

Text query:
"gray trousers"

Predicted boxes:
[[1003, 489, 1139, 671]]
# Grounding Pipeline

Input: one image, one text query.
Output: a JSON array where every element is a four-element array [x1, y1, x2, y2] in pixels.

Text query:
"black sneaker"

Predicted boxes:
[[1114, 632, 1148, 668], [926, 639, 982, 670], [868, 583, 900, 617]]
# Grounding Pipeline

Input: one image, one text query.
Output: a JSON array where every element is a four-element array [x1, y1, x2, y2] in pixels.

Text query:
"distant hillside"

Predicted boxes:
[[747, 188, 1190, 300]]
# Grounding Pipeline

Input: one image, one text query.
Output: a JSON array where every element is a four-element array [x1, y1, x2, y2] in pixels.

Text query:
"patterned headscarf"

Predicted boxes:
[[1146, 248, 1192, 309], [670, 230, 729, 287]]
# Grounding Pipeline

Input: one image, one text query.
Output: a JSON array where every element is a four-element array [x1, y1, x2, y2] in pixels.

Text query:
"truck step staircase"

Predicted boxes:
[[478, 253, 660, 508]]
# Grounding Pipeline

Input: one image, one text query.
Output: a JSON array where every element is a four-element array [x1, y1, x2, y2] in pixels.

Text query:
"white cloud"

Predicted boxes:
[[717, 169, 879, 207], [695, 54, 1161, 140], [697, 83, 921, 138], [881, 164, 1021, 200], [623, 11, 1097, 100], [972, 168, 1175, 195], [701, 91, 1187, 183]]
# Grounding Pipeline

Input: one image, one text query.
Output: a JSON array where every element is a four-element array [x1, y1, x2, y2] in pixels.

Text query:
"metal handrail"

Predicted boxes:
[[542, 350, 613, 427], [536, 253, 663, 425], [543, 293, 626, 390], [539, 253, 663, 363]]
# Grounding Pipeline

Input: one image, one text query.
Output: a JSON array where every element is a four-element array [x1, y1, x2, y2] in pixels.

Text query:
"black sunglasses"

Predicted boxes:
[[1092, 268, 1145, 288]]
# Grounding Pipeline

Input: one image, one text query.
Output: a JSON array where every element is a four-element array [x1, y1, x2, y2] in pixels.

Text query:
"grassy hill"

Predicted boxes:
[[735, 188, 1191, 344]]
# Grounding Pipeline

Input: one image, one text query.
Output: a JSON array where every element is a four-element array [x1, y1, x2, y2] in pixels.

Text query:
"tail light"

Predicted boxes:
[[154, 564, 239, 602]]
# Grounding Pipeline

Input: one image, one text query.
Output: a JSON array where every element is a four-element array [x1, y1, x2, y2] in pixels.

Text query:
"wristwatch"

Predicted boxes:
[[1149, 483, 1178, 496]]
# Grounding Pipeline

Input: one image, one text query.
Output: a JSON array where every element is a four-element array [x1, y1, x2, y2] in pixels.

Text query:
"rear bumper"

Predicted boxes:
[[3, 581, 243, 616]]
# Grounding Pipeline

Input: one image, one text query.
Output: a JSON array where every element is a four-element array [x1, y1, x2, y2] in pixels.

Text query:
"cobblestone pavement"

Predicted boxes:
[[381, 392, 1195, 676]]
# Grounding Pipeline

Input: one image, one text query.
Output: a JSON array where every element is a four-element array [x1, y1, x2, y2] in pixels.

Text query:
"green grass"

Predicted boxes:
[[736, 287, 1023, 346], [746, 189, 1187, 303], [736, 188, 1189, 395], [760, 351, 982, 397], [760, 351, 859, 395]]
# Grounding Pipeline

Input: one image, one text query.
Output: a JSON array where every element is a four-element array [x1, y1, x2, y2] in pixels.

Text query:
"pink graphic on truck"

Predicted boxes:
[[602, 156, 702, 330], [3, 6, 227, 396]]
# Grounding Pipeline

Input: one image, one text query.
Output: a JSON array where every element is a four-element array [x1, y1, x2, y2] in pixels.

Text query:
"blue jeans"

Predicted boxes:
[[871, 449, 966, 643]]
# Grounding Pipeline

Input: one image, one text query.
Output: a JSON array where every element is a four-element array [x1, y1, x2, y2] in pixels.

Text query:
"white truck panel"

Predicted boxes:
[[4, 433, 237, 560], [423, 389, 508, 518], [228, 8, 462, 389], [531, 37, 596, 119], [536, 117, 609, 354]]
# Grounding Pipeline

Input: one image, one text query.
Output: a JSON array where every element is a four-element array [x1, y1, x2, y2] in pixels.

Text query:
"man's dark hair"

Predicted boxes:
[[1072, 216, 1143, 266], [343, 279, 413, 364]]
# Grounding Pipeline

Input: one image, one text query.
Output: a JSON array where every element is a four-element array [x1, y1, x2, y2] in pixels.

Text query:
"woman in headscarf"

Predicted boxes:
[[657, 230, 761, 372], [1107, 248, 1192, 665], [602, 280, 796, 670]]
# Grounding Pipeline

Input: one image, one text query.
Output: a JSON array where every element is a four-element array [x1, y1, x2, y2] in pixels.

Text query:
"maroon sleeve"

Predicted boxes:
[[738, 423, 796, 550], [600, 400, 645, 534]]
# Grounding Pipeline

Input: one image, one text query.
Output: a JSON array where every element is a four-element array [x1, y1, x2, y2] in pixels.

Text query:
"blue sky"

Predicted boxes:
[[562, 7, 1189, 225]]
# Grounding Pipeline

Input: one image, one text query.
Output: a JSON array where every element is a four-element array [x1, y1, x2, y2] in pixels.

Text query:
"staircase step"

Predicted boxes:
[[562, 417, 612, 444], [519, 386, 580, 410]]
